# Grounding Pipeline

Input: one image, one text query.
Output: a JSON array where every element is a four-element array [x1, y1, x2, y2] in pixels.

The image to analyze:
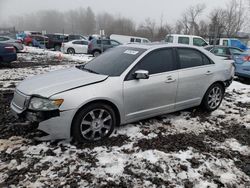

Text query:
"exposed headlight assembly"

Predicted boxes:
[[28, 97, 64, 111]]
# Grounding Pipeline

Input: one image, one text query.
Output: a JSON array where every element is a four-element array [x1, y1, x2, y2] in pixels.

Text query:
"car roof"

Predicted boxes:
[[123, 42, 205, 50], [205, 45, 243, 50], [166, 34, 203, 38]]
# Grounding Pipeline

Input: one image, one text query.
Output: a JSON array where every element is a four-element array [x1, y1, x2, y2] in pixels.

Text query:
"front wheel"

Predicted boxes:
[[72, 103, 116, 142], [201, 83, 224, 112], [67, 48, 75, 54]]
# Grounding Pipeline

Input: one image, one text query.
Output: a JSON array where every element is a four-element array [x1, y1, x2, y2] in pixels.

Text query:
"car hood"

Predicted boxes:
[[17, 67, 108, 97]]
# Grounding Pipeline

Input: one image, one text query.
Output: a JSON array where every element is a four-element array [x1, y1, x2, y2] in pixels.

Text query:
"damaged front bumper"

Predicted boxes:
[[11, 102, 75, 141]]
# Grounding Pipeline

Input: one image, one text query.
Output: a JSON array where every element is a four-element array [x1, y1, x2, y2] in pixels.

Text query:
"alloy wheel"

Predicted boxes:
[[80, 108, 112, 141], [207, 86, 222, 109]]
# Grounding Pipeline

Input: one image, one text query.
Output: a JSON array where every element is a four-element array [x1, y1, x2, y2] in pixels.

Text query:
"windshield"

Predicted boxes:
[[78, 46, 146, 76]]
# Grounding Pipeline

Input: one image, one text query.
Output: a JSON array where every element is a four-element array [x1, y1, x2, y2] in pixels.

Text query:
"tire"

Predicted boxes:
[[67, 48, 75, 54], [201, 83, 225, 112], [93, 50, 101, 57], [54, 45, 61, 51], [72, 103, 116, 143]]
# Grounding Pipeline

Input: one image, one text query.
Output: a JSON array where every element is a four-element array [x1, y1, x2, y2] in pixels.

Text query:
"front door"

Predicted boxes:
[[123, 48, 178, 122]]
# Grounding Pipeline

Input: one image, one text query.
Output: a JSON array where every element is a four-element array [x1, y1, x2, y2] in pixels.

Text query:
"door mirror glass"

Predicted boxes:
[[134, 70, 149, 79]]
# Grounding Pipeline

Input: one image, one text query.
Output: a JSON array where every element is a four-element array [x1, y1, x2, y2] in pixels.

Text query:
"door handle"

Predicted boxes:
[[165, 76, 176, 83], [205, 71, 213, 75]]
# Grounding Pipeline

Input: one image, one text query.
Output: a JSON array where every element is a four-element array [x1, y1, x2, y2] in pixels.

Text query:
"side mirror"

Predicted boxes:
[[134, 70, 149, 79]]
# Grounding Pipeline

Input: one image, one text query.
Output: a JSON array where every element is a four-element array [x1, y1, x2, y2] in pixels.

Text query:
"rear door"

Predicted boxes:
[[175, 48, 216, 110], [123, 48, 178, 121]]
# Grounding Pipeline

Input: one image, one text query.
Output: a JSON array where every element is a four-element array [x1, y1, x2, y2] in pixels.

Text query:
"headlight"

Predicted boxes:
[[28, 97, 64, 111]]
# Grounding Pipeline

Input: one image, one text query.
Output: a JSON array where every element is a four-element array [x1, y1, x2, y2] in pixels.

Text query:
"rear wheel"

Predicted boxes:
[[72, 103, 116, 142], [93, 50, 101, 57], [54, 45, 61, 51], [201, 83, 224, 112], [67, 48, 75, 54]]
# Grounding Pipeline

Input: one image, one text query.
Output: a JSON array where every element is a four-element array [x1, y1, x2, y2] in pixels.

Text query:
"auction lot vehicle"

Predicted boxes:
[[62, 40, 89, 54], [87, 38, 121, 56], [165, 34, 208, 47], [217, 38, 248, 51], [0, 43, 17, 63], [45, 33, 68, 51], [110, 34, 151, 44], [0, 36, 24, 52], [11, 44, 234, 142], [206, 45, 250, 80]]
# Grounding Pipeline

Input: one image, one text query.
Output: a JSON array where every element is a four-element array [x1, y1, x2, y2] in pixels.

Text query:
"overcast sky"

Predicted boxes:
[[0, 0, 229, 25]]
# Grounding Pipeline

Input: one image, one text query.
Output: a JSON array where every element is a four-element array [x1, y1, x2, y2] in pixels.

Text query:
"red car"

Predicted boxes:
[[23, 35, 49, 47]]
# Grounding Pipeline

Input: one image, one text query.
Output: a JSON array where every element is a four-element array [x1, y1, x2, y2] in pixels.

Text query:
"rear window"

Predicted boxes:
[[81, 46, 146, 76]]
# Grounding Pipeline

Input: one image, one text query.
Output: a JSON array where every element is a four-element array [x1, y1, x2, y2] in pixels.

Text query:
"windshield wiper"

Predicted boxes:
[[76, 65, 99, 74]]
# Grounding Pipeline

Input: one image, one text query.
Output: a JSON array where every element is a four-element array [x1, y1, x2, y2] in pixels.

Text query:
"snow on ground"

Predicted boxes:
[[0, 48, 249, 187]]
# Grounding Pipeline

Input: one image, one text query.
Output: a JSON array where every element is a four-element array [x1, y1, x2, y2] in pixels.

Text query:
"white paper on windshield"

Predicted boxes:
[[124, 50, 139, 55]]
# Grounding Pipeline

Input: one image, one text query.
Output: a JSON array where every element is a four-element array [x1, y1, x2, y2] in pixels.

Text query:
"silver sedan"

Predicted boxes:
[[0, 36, 24, 52], [11, 44, 234, 142]]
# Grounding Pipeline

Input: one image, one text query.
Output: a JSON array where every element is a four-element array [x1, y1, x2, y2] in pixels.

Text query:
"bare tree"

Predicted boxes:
[[178, 3, 206, 35], [208, 9, 226, 44], [224, 0, 245, 37], [137, 18, 156, 41]]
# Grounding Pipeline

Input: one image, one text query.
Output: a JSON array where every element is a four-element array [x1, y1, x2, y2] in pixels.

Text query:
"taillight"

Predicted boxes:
[[88, 42, 92, 49], [5, 46, 15, 52], [62, 43, 65, 47], [242, 56, 250, 62]]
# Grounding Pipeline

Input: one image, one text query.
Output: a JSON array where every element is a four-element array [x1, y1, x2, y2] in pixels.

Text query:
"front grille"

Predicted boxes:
[[12, 90, 28, 110]]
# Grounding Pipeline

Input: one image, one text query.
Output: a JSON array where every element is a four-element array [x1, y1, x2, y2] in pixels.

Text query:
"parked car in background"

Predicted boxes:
[[0, 36, 24, 52], [211, 38, 248, 51], [24, 35, 49, 48], [206, 45, 250, 80], [205, 45, 244, 59], [0, 43, 17, 64], [88, 38, 121, 56], [62, 40, 88, 54], [110, 34, 150, 44], [165, 34, 208, 47], [45, 34, 68, 51], [67, 34, 87, 41], [11, 43, 234, 142]]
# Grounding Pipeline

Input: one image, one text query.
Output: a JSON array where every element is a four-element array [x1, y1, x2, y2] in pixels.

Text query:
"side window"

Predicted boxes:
[[72, 41, 81, 45], [96, 40, 101, 44], [0, 37, 8, 41], [82, 41, 88, 45], [102, 40, 111, 45], [178, 37, 189, 45], [178, 48, 205, 69], [135, 38, 141, 43], [193, 38, 207, 46], [143, 39, 149, 43], [229, 48, 243, 55], [111, 40, 119, 45], [135, 49, 175, 75], [223, 40, 228, 46], [211, 47, 227, 56], [165, 36, 173, 43], [130, 38, 135, 42]]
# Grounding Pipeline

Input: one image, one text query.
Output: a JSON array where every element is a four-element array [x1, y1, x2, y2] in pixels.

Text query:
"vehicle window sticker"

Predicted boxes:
[[124, 50, 139, 55]]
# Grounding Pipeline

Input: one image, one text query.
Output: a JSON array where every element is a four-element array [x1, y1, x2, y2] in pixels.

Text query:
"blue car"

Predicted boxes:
[[233, 53, 250, 79], [0, 43, 17, 64], [205, 45, 250, 80]]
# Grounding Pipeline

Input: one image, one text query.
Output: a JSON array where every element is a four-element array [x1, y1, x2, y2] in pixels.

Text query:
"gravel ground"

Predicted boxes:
[[0, 48, 250, 187]]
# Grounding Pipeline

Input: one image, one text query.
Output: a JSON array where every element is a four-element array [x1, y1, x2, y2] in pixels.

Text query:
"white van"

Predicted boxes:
[[110, 34, 150, 44], [165, 34, 208, 47]]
